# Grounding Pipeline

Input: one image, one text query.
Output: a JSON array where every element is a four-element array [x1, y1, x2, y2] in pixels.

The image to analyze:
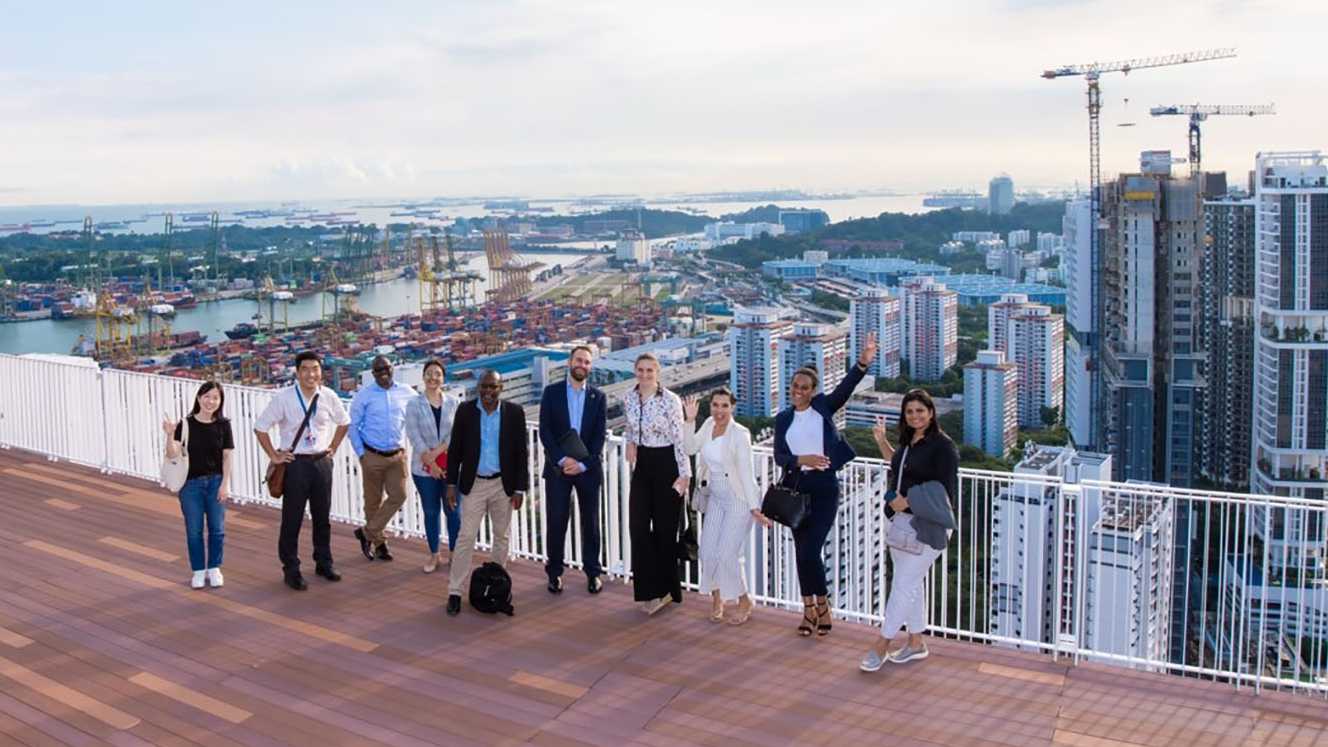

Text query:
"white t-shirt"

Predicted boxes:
[[254, 385, 351, 454], [786, 408, 824, 465], [702, 432, 729, 474]]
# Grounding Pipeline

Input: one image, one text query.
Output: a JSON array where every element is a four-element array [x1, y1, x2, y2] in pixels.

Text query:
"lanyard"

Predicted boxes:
[[295, 386, 318, 418]]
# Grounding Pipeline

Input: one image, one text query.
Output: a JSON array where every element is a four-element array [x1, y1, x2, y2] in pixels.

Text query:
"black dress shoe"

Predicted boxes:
[[446, 594, 462, 616], [354, 528, 374, 560], [547, 576, 563, 595], [375, 543, 393, 562], [315, 566, 342, 582], [588, 576, 604, 595], [284, 573, 308, 591]]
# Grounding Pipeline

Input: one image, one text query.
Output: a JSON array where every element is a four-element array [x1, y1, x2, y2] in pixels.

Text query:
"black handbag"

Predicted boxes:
[[676, 503, 698, 562], [761, 469, 811, 529]]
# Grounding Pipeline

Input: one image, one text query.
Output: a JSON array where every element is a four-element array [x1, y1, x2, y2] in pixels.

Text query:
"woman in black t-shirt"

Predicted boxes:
[[162, 381, 234, 589]]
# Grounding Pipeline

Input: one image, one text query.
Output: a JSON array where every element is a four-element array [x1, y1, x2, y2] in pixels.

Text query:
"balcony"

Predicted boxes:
[[2, 355, 1328, 745]]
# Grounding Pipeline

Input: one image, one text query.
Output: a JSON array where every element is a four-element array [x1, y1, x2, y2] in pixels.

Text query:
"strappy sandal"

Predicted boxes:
[[797, 603, 817, 637], [728, 601, 753, 626], [815, 600, 832, 637], [709, 603, 725, 623]]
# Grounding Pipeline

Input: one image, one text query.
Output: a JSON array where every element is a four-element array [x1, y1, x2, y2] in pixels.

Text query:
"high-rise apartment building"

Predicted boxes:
[[1099, 151, 1224, 486], [1063, 198, 1097, 449], [778, 323, 849, 426], [615, 232, 650, 265], [903, 279, 958, 381], [1008, 229, 1031, 248], [1199, 196, 1257, 489], [963, 350, 1018, 457], [849, 288, 902, 379], [1083, 490, 1175, 669], [728, 307, 794, 418], [990, 445, 1112, 650], [988, 293, 1034, 355], [1009, 306, 1065, 428], [1250, 151, 1328, 572], [990, 174, 1015, 215]]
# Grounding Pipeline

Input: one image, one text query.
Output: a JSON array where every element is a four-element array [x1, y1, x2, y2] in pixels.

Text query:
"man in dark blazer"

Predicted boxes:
[[538, 344, 608, 594], [444, 369, 528, 616]]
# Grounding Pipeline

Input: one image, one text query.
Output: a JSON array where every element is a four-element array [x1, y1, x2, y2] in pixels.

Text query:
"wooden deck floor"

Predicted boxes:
[[0, 447, 1325, 747]]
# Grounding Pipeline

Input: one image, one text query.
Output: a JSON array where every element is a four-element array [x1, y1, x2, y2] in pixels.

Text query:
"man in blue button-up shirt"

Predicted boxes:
[[349, 356, 417, 561]]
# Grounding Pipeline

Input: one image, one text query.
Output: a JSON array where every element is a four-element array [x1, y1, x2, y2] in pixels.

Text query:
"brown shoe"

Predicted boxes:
[[422, 553, 440, 574]]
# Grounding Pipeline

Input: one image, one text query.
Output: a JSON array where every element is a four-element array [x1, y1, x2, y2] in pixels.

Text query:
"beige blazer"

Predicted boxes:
[[683, 417, 760, 511]]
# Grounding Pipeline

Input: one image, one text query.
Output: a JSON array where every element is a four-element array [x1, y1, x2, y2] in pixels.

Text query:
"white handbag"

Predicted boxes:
[[884, 446, 925, 555], [161, 418, 190, 492]]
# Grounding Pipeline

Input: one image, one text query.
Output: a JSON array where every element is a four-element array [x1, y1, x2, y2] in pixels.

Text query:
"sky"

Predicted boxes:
[[1, 0, 1325, 205]]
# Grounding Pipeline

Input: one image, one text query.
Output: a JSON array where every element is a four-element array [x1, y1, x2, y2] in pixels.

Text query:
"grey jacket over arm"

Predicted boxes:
[[906, 480, 956, 551]]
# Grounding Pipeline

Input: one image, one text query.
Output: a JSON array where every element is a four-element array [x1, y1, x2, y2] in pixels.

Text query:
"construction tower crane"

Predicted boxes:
[[1148, 103, 1275, 175], [1042, 47, 1235, 449], [158, 213, 175, 290]]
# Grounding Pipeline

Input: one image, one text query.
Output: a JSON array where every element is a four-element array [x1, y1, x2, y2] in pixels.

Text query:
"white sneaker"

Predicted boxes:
[[206, 568, 224, 588], [191, 571, 206, 589]]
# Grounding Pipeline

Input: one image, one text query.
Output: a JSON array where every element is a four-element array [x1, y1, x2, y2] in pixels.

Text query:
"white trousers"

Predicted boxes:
[[698, 478, 753, 601], [880, 531, 943, 637]]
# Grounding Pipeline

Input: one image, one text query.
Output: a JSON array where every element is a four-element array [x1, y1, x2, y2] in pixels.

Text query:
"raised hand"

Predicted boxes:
[[161, 418, 178, 439], [858, 332, 878, 367], [683, 395, 699, 422]]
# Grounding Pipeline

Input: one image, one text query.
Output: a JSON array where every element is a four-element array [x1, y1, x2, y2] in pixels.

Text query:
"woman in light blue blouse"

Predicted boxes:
[[405, 358, 460, 573]]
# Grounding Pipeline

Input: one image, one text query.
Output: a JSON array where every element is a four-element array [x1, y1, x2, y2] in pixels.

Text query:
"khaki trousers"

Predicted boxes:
[[447, 477, 514, 595], [361, 450, 409, 546]]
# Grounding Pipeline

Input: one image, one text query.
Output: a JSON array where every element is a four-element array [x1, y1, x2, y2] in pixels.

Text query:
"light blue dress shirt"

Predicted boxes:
[[348, 381, 415, 457], [477, 403, 502, 476], [566, 380, 586, 435]]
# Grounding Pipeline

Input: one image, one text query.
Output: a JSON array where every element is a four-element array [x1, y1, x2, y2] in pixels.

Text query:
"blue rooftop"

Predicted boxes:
[[937, 273, 1067, 305], [825, 257, 950, 274], [449, 347, 569, 376]]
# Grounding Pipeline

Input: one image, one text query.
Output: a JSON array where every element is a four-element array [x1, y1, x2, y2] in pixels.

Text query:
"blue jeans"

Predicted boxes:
[[412, 474, 459, 554], [179, 474, 225, 572]]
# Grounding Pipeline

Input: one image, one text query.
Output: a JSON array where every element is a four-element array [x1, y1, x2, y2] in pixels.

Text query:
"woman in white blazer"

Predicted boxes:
[[683, 388, 771, 625]]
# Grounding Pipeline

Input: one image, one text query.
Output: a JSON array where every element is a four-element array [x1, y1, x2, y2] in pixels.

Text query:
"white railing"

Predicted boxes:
[[2, 353, 1326, 697]]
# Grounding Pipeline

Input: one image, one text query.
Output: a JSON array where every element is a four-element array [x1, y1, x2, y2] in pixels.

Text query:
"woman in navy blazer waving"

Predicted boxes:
[[773, 332, 876, 637]]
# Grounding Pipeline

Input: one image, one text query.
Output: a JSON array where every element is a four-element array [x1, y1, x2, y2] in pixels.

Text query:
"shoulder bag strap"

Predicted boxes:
[[894, 446, 909, 493], [289, 392, 319, 451]]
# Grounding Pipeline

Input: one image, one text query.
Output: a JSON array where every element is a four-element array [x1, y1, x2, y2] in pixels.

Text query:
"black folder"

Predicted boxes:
[[558, 430, 591, 462]]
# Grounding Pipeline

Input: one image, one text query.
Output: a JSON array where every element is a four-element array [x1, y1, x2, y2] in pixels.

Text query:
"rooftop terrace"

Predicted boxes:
[[2, 448, 1326, 746]]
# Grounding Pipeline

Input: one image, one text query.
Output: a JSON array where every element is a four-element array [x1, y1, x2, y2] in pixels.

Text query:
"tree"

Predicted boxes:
[[1040, 405, 1060, 429]]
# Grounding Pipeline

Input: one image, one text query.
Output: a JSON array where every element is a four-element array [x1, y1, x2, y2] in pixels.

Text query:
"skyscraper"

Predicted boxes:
[[1199, 196, 1256, 489], [1008, 305, 1065, 428], [903, 279, 957, 381], [728, 307, 794, 418], [1099, 152, 1224, 485], [778, 322, 849, 426], [849, 288, 902, 379], [1063, 198, 1097, 449], [963, 350, 1018, 457], [1249, 151, 1328, 573], [989, 174, 1015, 215]]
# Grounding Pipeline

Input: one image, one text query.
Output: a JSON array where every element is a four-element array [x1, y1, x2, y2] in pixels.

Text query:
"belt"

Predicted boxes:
[[476, 473, 501, 480], [364, 445, 402, 457], [293, 451, 329, 461]]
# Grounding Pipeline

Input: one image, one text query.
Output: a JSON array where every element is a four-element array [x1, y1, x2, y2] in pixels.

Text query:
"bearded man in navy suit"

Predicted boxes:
[[538, 345, 608, 595]]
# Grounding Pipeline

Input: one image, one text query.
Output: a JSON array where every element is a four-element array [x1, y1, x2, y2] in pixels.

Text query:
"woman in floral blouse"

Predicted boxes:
[[623, 352, 692, 615]]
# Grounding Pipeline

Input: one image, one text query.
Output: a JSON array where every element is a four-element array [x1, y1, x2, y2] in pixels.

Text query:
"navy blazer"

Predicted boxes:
[[446, 399, 529, 498], [773, 362, 868, 475], [538, 381, 607, 478]]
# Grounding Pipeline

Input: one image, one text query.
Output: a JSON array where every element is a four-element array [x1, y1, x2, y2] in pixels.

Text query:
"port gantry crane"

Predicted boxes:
[[1042, 47, 1236, 448], [418, 229, 481, 316], [1148, 103, 1275, 175]]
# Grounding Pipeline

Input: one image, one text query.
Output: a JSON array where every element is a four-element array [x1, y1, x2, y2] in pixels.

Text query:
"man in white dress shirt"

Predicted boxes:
[[254, 351, 351, 591]]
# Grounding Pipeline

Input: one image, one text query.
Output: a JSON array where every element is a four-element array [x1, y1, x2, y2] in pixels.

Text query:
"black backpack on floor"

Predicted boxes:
[[469, 562, 514, 616]]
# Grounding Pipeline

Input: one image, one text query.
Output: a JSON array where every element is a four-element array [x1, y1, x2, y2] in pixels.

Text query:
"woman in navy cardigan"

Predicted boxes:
[[773, 333, 877, 637]]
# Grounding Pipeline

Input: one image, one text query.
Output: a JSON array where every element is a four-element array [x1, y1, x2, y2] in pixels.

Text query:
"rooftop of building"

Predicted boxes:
[[447, 346, 569, 376], [3, 447, 1325, 746], [825, 257, 951, 274], [938, 273, 1067, 299]]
